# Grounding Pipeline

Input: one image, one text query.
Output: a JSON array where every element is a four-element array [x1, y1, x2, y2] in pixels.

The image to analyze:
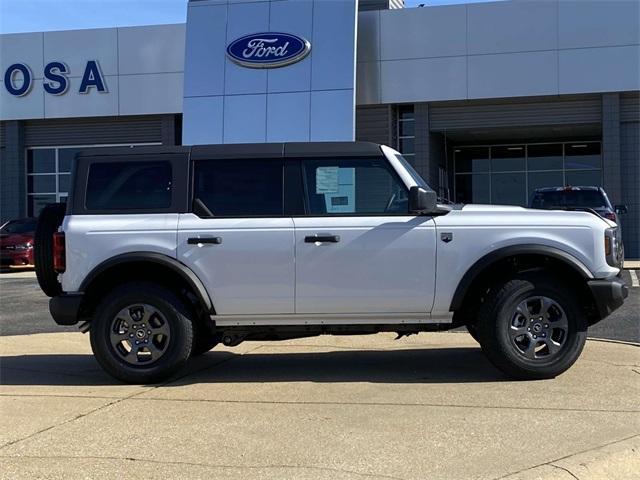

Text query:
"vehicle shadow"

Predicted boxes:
[[0, 346, 507, 386]]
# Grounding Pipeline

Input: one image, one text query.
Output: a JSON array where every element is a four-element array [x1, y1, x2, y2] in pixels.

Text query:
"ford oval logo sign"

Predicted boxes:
[[226, 32, 311, 69]]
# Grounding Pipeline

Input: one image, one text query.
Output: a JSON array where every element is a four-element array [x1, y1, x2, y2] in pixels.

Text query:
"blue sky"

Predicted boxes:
[[0, 0, 498, 34]]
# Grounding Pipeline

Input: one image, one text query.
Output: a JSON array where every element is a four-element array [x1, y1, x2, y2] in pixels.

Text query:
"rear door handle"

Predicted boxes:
[[187, 237, 222, 245], [304, 235, 340, 243]]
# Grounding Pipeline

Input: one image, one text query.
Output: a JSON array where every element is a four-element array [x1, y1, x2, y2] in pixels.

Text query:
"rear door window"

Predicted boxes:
[[193, 159, 284, 217], [86, 161, 172, 210]]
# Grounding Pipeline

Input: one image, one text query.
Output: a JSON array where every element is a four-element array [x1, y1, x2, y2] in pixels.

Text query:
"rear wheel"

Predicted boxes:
[[34, 203, 66, 297], [191, 328, 221, 357], [476, 272, 587, 380], [90, 282, 193, 383], [466, 324, 480, 344]]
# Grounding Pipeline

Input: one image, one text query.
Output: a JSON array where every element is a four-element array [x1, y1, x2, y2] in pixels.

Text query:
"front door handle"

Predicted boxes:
[[305, 234, 340, 243], [187, 237, 222, 245]]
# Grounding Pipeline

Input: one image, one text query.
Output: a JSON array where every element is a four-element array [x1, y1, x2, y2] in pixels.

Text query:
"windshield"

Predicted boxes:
[[0, 219, 37, 234], [530, 190, 608, 210], [393, 153, 429, 189]]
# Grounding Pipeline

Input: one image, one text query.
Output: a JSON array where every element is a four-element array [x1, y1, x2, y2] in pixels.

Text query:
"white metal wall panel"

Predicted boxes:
[[358, 0, 640, 105], [468, 51, 558, 99], [380, 5, 466, 60], [118, 24, 185, 75], [559, 46, 640, 95], [467, 1, 557, 55], [559, 0, 640, 49]]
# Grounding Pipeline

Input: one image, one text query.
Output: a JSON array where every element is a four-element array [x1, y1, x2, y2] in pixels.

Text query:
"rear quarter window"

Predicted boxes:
[[85, 161, 172, 211]]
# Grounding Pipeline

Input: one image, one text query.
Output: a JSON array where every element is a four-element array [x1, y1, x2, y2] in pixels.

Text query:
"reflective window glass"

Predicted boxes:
[[491, 172, 526, 206], [527, 171, 564, 203], [28, 195, 57, 217], [491, 146, 525, 172], [194, 159, 283, 217], [27, 175, 56, 193], [86, 162, 172, 210], [565, 143, 601, 170], [455, 147, 490, 173], [455, 174, 490, 204], [27, 150, 55, 173], [398, 106, 414, 121], [399, 137, 414, 155], [565, 170, 602, 186], [399, 121, 414, 137], [527, 144, 563, 171], [58, 148, 82, 173], [58, 174, 71, 192]]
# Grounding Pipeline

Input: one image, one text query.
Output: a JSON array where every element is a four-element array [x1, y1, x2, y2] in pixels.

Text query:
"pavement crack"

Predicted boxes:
[[126, 396, 640, 414], [0, 393, 122, 400], [0, 454, 405, 480], [550, 463, 580, 480], [0, 344, 264, 451], [493, 433, 640, 480], [587, 359, 640, 368]]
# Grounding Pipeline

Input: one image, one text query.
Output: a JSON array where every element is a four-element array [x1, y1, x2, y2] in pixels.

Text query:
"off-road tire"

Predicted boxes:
[[191, 328, 221, 357], [466, 324, 480, 344], [34, 203, 66, 297], [90, 282, 194, 384], [476, 272, 587, 380]]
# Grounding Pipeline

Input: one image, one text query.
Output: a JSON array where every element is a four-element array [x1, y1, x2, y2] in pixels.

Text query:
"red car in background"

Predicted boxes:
[[0, 218, 38, 268]]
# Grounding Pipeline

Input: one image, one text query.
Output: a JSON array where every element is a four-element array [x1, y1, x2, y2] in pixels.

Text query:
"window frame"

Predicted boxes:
[[189, 157, 287, 219], [71, 153, 189, 215], [298, 156, 412, 217]]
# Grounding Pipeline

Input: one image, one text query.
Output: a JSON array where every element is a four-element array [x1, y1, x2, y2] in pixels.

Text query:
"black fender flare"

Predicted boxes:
[[449, 244, 594, 311], [79, 252, 214, 313]]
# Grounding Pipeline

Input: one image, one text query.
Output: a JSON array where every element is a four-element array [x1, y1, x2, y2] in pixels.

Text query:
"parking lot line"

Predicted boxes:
[[629, 270, 639, 288]]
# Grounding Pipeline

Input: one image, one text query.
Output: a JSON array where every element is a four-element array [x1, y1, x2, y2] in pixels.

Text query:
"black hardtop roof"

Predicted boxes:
[[75, 142, 383, 161]]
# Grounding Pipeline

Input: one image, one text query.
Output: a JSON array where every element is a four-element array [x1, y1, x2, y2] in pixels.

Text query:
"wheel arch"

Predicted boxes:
[[79, 253, 214, 317], [450, 245, 595, 319]]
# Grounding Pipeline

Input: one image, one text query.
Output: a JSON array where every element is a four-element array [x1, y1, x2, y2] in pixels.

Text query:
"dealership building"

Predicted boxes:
[[1, 0, 639, 256]]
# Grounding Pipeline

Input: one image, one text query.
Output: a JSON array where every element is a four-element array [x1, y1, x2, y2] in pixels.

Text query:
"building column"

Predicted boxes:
[[414, 103, 433, 184], [602, 93, 622, 204], [0, 121, 26, 222]]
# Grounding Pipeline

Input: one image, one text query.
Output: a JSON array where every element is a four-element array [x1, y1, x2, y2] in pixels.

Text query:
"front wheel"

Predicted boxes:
[[90, 283, 194, 384], [476, 273, 587, 380]]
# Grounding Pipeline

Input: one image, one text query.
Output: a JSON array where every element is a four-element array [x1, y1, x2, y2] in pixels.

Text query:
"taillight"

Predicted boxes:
[[53, 232, 66, 273]]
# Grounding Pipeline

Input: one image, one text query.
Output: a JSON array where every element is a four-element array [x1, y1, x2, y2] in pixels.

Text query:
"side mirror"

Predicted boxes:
[[409, 186, 437, 214], [614, 205, 628, 215]]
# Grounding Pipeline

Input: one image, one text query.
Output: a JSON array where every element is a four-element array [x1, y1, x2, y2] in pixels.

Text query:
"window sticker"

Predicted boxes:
[[316, 166, 339, 194]]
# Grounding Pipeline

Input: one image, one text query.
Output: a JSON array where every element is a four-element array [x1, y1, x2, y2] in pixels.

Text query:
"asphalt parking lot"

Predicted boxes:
[[0, 270, 638, 480], [2, 270, 638, 342]]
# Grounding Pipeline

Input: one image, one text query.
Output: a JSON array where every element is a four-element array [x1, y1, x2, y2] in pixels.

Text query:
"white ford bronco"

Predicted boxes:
[[34, 142, 628, 383]]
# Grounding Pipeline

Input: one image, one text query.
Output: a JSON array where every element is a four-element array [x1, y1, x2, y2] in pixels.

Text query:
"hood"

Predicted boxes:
[[459, 204, 528, 213], [437, 203, 613, 229], [0, 233, 34, 246]]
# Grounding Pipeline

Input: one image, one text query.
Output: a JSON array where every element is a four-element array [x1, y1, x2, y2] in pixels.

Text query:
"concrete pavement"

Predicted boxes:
[[0, 331, 638, 479]]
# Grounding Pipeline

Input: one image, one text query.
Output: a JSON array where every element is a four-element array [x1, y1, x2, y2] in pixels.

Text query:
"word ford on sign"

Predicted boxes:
[[226, 32, 311, 69]]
